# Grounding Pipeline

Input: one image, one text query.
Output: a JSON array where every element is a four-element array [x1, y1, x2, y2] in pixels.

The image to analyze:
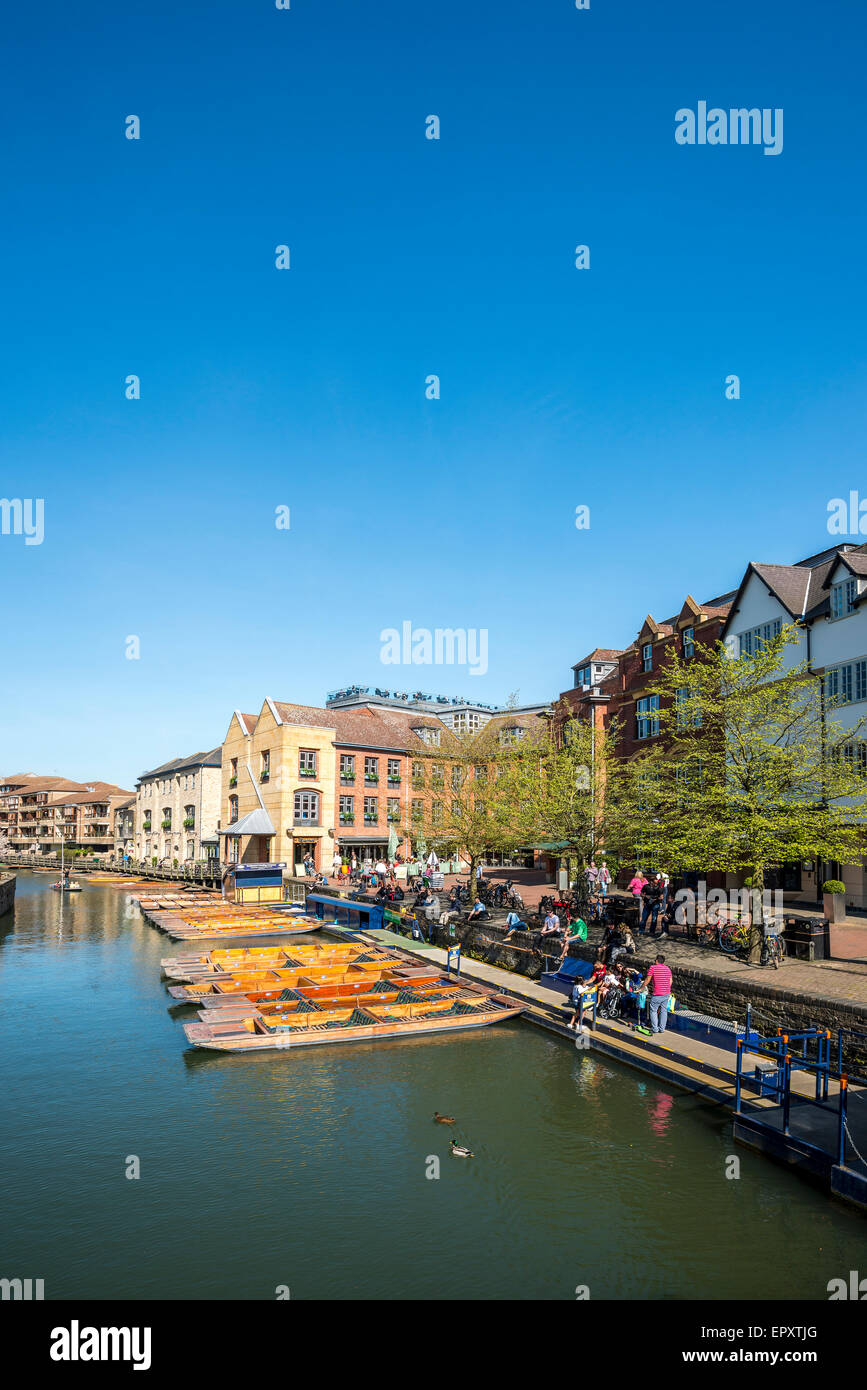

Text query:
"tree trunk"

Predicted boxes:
[[468, 854, 477, 905], [749, 871, 764, 964]]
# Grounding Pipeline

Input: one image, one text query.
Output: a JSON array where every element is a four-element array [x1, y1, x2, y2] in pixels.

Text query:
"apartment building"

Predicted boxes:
[[134, 748, 221, 865], [113, 797, 135, 859], [0, 775, 134, 854], [220, 699, 544, 872], [720, 542, 867, 906]]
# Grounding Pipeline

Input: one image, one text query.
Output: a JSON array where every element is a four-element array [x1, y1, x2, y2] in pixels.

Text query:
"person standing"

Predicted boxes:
[[585, 860, 599, 892], [627, 869, 647, 923], [332, 850, 342, 880], [598, 861, 612, 898], [639, 875, 664, 936], [640, 955, 673, 1035]]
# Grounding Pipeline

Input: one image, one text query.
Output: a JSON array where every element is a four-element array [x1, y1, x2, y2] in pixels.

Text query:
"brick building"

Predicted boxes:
[[0, 775, 134, 855], [220, 698, 545, 872]]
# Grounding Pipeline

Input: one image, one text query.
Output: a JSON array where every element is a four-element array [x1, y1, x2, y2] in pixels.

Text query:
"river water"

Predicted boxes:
[[1, 872, 863, 1300]]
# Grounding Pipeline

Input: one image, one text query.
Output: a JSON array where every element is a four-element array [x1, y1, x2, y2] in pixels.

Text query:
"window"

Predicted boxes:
[[414, 726, 441, 747], [642, 643, 653, 673], [739, 619, 781, 657], [683, 627, 695, 659], [387, 797, 400, 822], [260, 750, 270, 781], [340, 755, 355, 780], [498, 726, 525, 746], [575, 665, 591, 688], [411, 761, 425, 787], [294, 791, 320, 824], [636, 695, 659, 739], [363, 796, 378, 823], [451, 765, 463, 790], [387, 758, 401, 783], [339, 795, 354, 822], [299, 749, 317, 777], [675, 687, 702, 729], [183, 805, 195, 828], [836, 741, 867, 778], [831, 578, 858, 620], [229, 758, 238, 786], [432, 801, 443, 825], [474, 764, 487, 785], [431, 764, 444, 788], [825, 659, 867, 707], [411, 799, 424, 821], [364, 757, 379, 782], [228, 796, 238, 822], [451, 799, 461, 818]]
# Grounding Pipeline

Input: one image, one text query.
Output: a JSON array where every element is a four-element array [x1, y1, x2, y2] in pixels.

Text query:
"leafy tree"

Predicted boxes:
[[407, 721, 543, 902], [605, 625, 867, 959]]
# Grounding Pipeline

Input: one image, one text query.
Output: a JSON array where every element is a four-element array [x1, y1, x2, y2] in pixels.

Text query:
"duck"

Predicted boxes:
[[433, 1112, 455, 1124], [450, 1140, 473, 1158]]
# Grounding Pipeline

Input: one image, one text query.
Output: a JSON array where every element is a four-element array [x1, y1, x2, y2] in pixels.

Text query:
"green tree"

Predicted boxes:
[[409, 721, 543, 902], [605, 625, 867, 959]]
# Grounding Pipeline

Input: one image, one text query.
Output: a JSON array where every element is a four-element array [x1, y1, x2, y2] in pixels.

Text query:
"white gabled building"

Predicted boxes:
[[722, 542, 867, 908]]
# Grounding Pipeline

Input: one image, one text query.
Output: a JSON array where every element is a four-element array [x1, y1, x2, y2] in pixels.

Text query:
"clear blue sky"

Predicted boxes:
[[2, 0, 866, 788]]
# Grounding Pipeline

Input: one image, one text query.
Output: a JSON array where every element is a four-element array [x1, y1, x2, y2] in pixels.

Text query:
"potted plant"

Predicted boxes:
[[229, 776, 237, 787], [183, 818, 194, 828], [260, 771, 269, 782], [822, 879, 846, 923]]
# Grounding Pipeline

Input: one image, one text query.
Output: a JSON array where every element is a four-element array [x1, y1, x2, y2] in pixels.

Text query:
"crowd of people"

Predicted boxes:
[[567, 953, 673, 1037]]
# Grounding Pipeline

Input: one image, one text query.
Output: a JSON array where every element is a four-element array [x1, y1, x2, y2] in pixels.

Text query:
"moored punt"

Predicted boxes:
[[183, 991, 524, 1051], [197, 971, 449, 1012], [166, 958, 421, 1003], [199, 981, 464, 1021], [147, 913, 324, 942], [160, 943, 393, 982]]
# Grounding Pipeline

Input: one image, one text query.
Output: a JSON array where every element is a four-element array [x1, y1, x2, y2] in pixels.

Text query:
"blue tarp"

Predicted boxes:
[[540, 957, 595, 997]]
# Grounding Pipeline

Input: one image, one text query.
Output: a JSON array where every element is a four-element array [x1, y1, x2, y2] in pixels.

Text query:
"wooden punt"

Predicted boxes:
[[197, 970, 446, 1010], [160, 942, 387, 981], [199, 981, 464, 1021], [166, 959, 415, 1003], [148, 914, 324, 942], [183, 991, 525, 1051]]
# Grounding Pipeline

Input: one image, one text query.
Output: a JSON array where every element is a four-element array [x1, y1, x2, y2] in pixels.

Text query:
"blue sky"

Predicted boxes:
[[2, 0, 866, 787]]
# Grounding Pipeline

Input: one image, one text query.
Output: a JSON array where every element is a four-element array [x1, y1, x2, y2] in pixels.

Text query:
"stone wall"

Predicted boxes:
[[0, 874, 16, 917]]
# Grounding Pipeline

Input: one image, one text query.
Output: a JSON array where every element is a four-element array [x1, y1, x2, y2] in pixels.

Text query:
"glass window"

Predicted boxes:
[[642, 643, 653, 672], [636, 695, 659, 739], [683, 627, 695, 659], [739, 619, 782, 657], [387, 797, 400, 821], [411, 761, 425, 786], [299, 749, 317, 775], [831, 579, 858, 620], [364, 757, 379, 782], [293, 791, 319, 822], [363, 797, 378, 823], [229, 796, 238, 822], [339, 795, 354, 821], [387, 758, 401, 781], [340, 755, 355, 778]]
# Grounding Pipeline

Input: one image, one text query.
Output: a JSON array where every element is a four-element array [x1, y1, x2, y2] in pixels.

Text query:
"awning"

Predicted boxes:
[[523, 841, 572, 852], [221, 808, 276, 838]]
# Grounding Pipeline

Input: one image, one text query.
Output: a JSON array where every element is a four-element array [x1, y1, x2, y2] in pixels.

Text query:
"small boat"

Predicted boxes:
[[52, 881, 83, 892], [199, 981, 464, 1022], [167, 960, 430, 1004], [160, 943, 393, 982], [183, 990, 524, 1052]]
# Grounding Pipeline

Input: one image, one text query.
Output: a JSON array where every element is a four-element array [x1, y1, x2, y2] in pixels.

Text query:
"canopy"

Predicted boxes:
[[221, 808, 276, 838]]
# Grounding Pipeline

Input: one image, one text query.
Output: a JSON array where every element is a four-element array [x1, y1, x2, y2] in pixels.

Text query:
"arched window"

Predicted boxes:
[[294, 791, 320, 824]]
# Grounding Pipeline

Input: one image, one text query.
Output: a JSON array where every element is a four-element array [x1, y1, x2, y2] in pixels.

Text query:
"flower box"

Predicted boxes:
[[365, 775, 379, 783], [183, 818, 195, 829], [260, 772, 270, 782], [340, 815, 355, 824], [299, 769, 317, 778], [161, 820, 172, 830], [229, 777, 237, 787]]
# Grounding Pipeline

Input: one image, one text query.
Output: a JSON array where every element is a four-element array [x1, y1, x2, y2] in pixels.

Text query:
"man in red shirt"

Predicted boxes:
[[641, 954, 673, 1035]]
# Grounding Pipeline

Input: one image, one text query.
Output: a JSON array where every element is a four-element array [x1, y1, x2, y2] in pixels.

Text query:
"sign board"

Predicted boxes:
[[447, 944, 461, 975]]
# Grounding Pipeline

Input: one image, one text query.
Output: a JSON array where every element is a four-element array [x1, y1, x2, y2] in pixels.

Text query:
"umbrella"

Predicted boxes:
[[387, 826, 399, 861], [415, 831, 427, 859]]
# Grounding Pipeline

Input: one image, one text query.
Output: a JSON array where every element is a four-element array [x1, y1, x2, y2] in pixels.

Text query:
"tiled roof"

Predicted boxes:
[[271, 699, 447, 752], [572, 648, 623, 667], [139, 748, 221, 779]]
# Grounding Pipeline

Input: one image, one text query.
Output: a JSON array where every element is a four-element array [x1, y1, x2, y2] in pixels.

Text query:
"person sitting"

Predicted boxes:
[[466, 899, 487, 922], [504, 909, 527, 937], [567, 961, 606, 1029], [558, 915, 588, 960], [539, 909, 562, 940]]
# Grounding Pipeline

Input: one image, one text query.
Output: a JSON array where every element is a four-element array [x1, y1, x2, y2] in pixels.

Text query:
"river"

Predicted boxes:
[[0, 872, 862, 1300]]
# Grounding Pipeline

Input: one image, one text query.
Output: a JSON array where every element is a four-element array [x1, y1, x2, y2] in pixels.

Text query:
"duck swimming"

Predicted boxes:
[[450, 1140, 473, 1158], [433, 1112, 455, 1124]]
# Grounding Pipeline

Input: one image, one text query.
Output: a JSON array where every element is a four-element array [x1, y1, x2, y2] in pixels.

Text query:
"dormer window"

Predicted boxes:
[[499, 726, 526, 746], [575, 665, 591, 688], [831, 578, 858, 620], [414, 726, 441, 747], [683, 627, 695, 659]]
